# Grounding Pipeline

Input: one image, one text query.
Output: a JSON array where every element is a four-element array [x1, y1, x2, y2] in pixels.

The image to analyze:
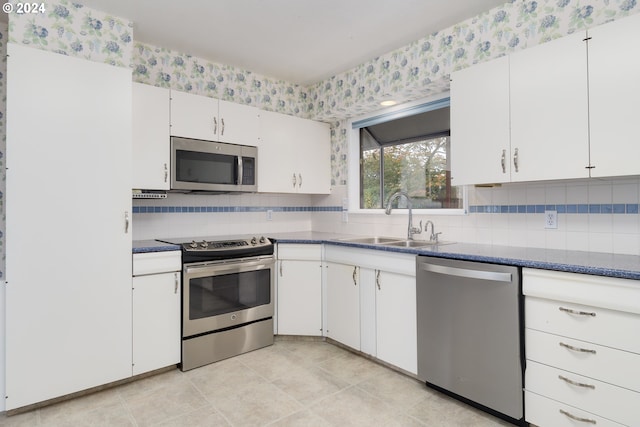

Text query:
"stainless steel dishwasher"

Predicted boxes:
[[416, 256, 524, 425]]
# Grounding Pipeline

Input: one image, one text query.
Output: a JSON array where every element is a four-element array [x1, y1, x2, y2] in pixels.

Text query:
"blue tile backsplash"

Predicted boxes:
[[469, 204, 640, 214], [133, 205, 342, 214]]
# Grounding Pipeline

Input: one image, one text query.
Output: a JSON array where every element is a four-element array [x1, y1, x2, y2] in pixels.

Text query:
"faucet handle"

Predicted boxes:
[[411, 220, 423, 235], [432, 232, 442, 243]]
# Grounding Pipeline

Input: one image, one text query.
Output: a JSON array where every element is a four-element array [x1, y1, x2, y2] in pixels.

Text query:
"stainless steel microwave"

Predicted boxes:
[[170, 137, 257, 192]]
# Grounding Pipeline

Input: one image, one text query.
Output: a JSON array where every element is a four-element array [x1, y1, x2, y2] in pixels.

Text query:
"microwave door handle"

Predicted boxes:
[[237, 156, 243, 185]]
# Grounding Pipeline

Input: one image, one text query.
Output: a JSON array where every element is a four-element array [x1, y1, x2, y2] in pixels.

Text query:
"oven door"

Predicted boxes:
[[182, 256, 274, 337]]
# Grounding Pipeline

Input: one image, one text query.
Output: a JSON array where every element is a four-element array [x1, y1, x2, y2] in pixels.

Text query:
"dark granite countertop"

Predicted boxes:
[[134, 232, 640, 281], [132, 240, 181, 254]]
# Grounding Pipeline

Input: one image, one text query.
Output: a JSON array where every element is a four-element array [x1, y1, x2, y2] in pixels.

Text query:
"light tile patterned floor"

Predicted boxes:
[[0, 340, 515, 426]]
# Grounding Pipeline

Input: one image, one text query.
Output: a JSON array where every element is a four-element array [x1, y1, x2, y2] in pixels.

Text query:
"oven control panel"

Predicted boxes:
[[184, 236, 271, 252]]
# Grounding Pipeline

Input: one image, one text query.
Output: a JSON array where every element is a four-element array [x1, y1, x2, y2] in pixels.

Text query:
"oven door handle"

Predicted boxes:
[[185, 261, 273, 276]]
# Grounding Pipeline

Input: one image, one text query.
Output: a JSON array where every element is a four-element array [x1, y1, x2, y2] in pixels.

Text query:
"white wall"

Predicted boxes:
[[312, 178, 640, 256]]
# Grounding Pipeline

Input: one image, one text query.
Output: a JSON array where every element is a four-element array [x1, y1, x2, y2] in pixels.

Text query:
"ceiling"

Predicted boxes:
[[75, 0, 506, 86]]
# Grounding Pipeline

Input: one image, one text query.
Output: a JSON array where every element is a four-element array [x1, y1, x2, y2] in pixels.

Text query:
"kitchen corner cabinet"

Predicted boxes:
[[523, 268, 640, 427], [450, 56, 511, 186], [325, 260, 361, 350], [132, 251, 182, 375], [170, 89, 260, 146], [324, 245, 417, 374], [587, 13, 640, 178], [258, 110, 331, 194], [132, 82, 170, 190], [5, 44, 133, 410], [276, 244, 323, 336]]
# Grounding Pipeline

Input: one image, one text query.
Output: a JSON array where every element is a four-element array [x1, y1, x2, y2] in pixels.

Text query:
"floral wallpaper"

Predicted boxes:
[[132, 43, 307, 117], [7, 0, 133, 67], [3, 0, 640, 189]]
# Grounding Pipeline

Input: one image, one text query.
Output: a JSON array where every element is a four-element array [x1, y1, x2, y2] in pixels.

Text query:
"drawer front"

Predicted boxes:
[[526, 296, 640, 354], [526, 360, 640, 426], [525, 391, 625, 427], [133, 251, 181, 276], [526, 328, 640, 392], [277, 244, 322, 261]]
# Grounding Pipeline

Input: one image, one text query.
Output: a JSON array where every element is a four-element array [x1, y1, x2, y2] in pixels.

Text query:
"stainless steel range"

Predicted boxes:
[[159, 236, 275, 371]]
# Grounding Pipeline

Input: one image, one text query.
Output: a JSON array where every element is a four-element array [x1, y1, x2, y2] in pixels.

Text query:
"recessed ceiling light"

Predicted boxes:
[[380, 100, 397, 106]]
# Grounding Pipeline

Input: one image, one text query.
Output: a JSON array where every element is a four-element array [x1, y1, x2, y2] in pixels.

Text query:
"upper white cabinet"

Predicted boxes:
[[276, 244, 323, 336], [450, 56, 511, 186], [170, 89, 260, 146], [258, 110, 331, 194], [5, 44, 133, 410], [132, 82, 170, 190], [451, 13, 640, 185], [588, 13, 640, 178], [509, 32, 589, 182]]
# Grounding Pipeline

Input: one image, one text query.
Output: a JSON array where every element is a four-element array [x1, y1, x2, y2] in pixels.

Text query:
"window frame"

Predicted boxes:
[[347, 94, 468, 215]]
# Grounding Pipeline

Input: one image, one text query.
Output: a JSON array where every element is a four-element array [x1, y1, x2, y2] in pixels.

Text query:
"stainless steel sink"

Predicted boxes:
[[339, 236, 404, 245], [385, 240, 439, 248]]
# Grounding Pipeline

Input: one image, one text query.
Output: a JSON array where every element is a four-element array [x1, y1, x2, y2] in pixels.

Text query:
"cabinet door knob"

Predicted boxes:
[[221, 118, 225, 136], [501, 149, 506, 173], [376, 270, 381, 290], [352, 266, 357, 286], [213, 117, 217, 134], [292, 173, 297, 188], [513, 148, 519, 173]]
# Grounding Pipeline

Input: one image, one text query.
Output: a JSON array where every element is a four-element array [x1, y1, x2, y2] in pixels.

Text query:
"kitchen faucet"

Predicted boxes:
[[385, 190, 422, 240]]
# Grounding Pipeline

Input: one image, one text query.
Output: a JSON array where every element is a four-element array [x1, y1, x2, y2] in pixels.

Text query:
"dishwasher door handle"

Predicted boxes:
[[418, 262, 512, 282]]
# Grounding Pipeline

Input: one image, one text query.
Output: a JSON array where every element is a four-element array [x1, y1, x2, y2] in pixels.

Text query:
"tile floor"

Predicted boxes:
[[0, 339, 515, 426]]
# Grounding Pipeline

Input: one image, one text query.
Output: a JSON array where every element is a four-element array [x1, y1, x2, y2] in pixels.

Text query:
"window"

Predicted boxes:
[[355, 100, 463, 211]]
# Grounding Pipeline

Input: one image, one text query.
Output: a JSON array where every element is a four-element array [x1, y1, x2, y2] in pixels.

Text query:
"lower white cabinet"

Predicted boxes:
[[132, 251, 181, 375], [324, 245, 417, 374], [374, 269, 417, 374], [276, 244, 323, 336], [523, 268, 640, 426], [325, 261, 361, 350]]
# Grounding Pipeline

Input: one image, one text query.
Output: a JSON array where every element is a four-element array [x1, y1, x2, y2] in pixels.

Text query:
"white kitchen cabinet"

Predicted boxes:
[[132, 82, 170, 190], [509, 32, 589, 182], [375, 269, 417, 374], [258, 110, 331, 194], [523, 268, 640, 427], [325, 261, 361, 350], [276, 244, 323, 336], [132, 251, 181, 376], [5, 44, 132, 410], [450, 56, 511, 186], [324, 245, 417, 373], [588, 13, 640, 178], [170, 89, 259, 146]]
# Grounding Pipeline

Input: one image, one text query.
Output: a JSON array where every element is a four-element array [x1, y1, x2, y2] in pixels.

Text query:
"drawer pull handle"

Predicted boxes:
[[559, 306, 596, 317], [558, 375, 595, 389], [559, 409, 596, 424], [559, 342, 596, 354]]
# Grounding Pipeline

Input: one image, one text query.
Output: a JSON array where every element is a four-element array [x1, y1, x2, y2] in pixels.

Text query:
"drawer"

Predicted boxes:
[[277, 244, 322, 261], [523, 268, 640, 315], [133, 251, 181, 276], [525, 391, 625, 427], [525, 360, 640, 426], [526, 328, 640, 392], [526, 296, 640, 354]]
